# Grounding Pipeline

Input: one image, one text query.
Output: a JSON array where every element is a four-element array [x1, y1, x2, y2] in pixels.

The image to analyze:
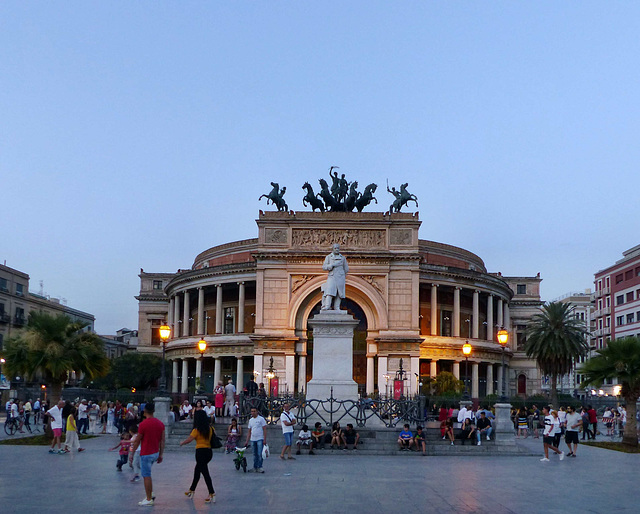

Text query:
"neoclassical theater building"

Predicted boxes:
[[137, 211, 544, 399]]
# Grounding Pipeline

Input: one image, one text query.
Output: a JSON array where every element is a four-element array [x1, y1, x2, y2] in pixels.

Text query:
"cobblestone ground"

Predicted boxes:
[[0, 431, 637, 513]]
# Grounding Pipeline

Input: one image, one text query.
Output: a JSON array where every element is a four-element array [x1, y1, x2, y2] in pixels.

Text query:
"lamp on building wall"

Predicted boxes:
[[497, 328, 509, 402], [158, 323, 171, 395], [197, 338, 207, 355], [462, 342, 472, 400]]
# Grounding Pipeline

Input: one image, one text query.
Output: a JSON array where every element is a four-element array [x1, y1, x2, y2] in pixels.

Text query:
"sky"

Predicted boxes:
[[2, 3, 640, 334]]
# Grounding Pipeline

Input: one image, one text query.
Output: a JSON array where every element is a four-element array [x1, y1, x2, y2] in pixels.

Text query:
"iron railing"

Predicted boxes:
[[238, 390, 427, 428]]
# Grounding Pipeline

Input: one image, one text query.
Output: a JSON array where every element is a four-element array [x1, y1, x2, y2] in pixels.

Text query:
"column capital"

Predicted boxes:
[[455, 286, 462, 290], [431, 283, 439, 288], [237, 281, 245, 286], [216, 283, 222, 289], [474, 289, 480, 294]]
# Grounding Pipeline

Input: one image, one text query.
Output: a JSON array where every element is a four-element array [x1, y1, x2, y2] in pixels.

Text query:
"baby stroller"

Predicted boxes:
[[233, 447, 247, 472]]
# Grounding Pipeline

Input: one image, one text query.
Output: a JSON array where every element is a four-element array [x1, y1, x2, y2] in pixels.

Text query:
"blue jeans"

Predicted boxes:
[[251, 439, 264, 470], [477, 427, 493, 441]]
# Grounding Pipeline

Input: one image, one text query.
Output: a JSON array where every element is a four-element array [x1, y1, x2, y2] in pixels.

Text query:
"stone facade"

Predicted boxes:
[[136, 211, 546, 398]]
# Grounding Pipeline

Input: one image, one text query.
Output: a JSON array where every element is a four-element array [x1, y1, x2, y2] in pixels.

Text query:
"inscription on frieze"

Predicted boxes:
[[265, 228, 288, 244], [389, 228, 412, 245], [291, 229, 386, 249]]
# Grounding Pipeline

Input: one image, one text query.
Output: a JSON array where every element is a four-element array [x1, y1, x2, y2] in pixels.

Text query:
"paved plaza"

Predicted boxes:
[[0, 431, 637, 514]]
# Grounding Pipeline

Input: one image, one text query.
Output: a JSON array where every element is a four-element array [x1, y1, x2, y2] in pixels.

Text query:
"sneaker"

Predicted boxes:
[[486, 436, 490, 441], [540, 458, 550, 462], [138, 498, 154, 507], [442, 436, 446, 440], [352, 448, 357, 452], [477, 441, 481, 446], [567, 452, 573, 457], [78, 448, 85, 452], [131, 476, 141, 482], [296, 450, 301, 455], [58, 449, 66, 454], [309, 450, 315, 455], [247, 468, 256, 473], [559, 452, 565, 461], [49, 449, 56, 454], [343, 448, 347, 451], [450, 442, 454, 446], [257, 468, 264, 473]]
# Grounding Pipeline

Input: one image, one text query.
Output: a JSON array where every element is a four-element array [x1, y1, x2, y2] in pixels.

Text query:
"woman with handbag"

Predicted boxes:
[[180, 410, 217, 504]]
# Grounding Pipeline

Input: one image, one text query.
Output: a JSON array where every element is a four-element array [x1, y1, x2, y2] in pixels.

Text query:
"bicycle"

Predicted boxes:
[[4, 416, 19, 436]]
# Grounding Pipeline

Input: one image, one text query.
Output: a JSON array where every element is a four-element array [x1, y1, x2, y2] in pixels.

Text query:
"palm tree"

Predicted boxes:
[[3, 311, 110, 400], [581, 336, 640, 448], [525, 302, 589, 408]]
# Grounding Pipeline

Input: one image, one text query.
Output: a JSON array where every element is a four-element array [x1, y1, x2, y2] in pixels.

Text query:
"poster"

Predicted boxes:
[[270, 377, 279, 397], [394, 379, 404, 400]]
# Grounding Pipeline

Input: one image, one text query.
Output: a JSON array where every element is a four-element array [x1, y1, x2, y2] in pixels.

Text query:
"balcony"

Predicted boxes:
[[0, 313, 9, 323], [603, 326, 611, 336], [13, 316, 27, 326]]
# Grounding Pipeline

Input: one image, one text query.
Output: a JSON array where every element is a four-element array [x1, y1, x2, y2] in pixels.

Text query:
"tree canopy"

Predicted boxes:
[[525, 301, 589, 407], [89, 352, 162, 391], [581, 336, 640, 447], [3, 311, 110, 400]]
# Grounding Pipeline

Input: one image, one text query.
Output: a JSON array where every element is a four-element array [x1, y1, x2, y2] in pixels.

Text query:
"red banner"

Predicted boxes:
[[270, 377, 279, 397], [394, 379, 404, 400]]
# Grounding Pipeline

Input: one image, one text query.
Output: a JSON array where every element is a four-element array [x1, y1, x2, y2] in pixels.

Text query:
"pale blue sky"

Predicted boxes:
[[2, 3, 639, 333]]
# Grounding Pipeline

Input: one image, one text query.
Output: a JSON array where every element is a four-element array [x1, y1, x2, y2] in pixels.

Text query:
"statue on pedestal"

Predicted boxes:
[[320, 244, 349, 310]]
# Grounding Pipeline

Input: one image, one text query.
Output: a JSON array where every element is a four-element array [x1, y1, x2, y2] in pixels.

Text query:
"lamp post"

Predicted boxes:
[[497, 329, 509, 402], [383, 374, 390, 399], [265, 357, 276, 397], [158, 324, 171, 395], [462, 342, 472, 400]]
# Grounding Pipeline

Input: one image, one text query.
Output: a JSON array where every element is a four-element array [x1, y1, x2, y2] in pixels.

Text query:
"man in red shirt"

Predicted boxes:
[[587, 405, 598, 440], [131, 402, 165, 507]]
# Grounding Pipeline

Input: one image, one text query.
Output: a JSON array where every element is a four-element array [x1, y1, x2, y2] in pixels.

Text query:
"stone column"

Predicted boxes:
[[493, 401, 515, 446], [181, 359, 189, 394], [213, 358, 221, 388], [453, 361, 460, 379], [430, 360, 437, 377], [472, 290, 479, 339], [254, 354, 264, 384], [430, 284, 438, 336], [172, 360, 179, 393], [238, 282, 245, 333], [486, 364, 494, 395], [410, 356, 420, 395], [236, 357, 244, 392], [215, 285, 223, 334], [497, 297, 504, 328], [182, 290, 190, 337], [471, 362, 479, 398], [453, 287, 461, 337], [174, 294, 181, 338], [195, 356, 203, 385], [504, 303, 511, 334], [366, 356, 375, 395], [298, 355, 307, 393], [197, 287, 205, 335], [486, 294, 494, 341], [168, 297, 174, 327], [285, 354, 295, 396], [378, 356, 388, 398], [497, 364, 504, 397]]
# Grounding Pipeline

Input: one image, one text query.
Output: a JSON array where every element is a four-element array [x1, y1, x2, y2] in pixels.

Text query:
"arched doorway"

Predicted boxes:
[[517, 374, 527, 396], [306, 299, 368, 394]]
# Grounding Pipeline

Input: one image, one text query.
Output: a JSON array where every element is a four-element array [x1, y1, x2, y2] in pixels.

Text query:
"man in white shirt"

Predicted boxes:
[[48, 400, 65, 454], [77, 399, 89, 434], [204, 400, 215, 423], [224, 380, 236, 417], [564, 405, 582, 457], [457, 405, 472, 426], [5, 399, 13, 421], [540, 406, 564, 462], [279, 402, 297, 460], [244, 407, 267, 473]]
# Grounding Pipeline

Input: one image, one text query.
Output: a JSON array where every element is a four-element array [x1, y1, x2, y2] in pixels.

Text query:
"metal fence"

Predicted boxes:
[[237, 390, 427, 428]]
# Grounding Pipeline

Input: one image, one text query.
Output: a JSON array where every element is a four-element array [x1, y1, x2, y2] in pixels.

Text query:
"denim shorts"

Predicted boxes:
[[140, 452, 158, 477], [283, 432, 293, 446]]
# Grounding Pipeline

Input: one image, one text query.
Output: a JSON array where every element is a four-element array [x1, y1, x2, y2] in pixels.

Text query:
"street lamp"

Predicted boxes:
[[198, 338, 207, 355], [158, 323, 171, 395], [383, 374, 390, 399], [497, 329, 509, 402], [462, 342, 472, 400], [265, 357, 276, 397]]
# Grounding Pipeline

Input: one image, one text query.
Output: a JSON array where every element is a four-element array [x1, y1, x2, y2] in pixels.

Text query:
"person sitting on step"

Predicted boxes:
[[342, 424, 360, 451], [413, 426, 426, 455], [295, 424, 315, 455], [398, 424, 413, 451], [457, 418, 476, 445]]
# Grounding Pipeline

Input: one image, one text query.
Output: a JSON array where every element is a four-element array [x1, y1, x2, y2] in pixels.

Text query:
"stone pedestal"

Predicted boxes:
[[153, 396, 173, 427], [306, 310, 359, 401], [493, 402, 515, 446]]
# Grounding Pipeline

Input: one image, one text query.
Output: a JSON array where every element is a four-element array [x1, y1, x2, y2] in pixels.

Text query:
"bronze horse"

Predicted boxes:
[[302, 182, 325, 212]]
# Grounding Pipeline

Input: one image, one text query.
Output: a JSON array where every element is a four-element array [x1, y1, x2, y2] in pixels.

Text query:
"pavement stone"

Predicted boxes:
[[0, 430, 637, 513]]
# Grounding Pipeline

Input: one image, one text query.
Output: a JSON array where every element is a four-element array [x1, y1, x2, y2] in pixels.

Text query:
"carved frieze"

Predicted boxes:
[[291, 274, 315, 294], [291, 229, 386, 249], [312, 325, 354, 336], [265, 228, 288, 244], [358, 275, 385, 296], [389, 228, 413, 246]]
